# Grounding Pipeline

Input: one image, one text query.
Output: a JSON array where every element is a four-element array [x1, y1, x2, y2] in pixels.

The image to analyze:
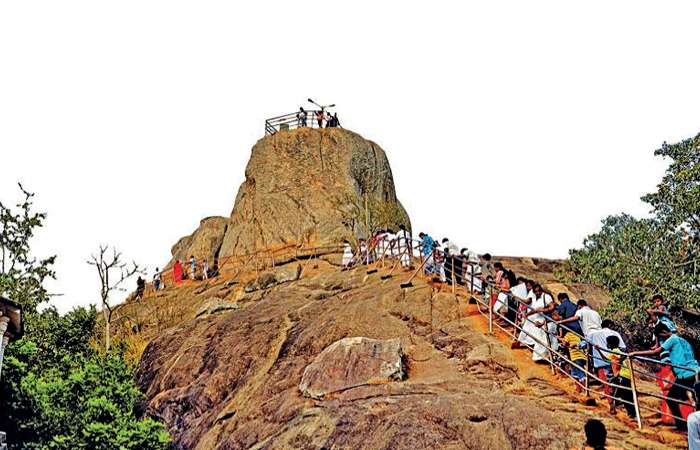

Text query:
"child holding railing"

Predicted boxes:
[[607, 335, 636, 419]]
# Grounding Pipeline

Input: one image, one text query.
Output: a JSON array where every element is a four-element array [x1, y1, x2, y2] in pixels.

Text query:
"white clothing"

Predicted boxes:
[[493, 292, 509, 315], [385, 233, 398, 257], [586, 328, 626, 368], [359, 242, 368, 264], [547, 321, 559, 353], [342, 243, 354, 267], [510, 283, 528, 302], [575, 306, 602, 337], [518, 293, 552, 361], [689, 411, 700, 450], [376, 233, 387, 257], [396, 230, 411, 266], [443, 241, 460, 256]]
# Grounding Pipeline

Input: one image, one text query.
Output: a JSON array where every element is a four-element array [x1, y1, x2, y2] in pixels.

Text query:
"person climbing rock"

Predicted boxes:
[[173, 259, 183, 284], [342, 240, 354, 268], [153, 268, 161, 291], [189, 255, 197, 280], [135, 276, 145, 300], [201, 258, 209, 280], [630, 323, 700, 431]]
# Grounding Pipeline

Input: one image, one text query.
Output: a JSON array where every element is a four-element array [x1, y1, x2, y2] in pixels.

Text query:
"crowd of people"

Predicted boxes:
[[296, 107, 341, 128], [138, 257, 220, 296], [170, 256, 218, 284], [480, 259, 700, 434], [341, 229, 700, 442]]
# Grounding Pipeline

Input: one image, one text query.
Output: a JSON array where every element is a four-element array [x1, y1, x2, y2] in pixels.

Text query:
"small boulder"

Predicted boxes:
[[299, 337, 404, 399], [244, 272, 277, 293], [275, 264, 301, 283], [243, 265, 301, 293], [310, 290, 330, 300], [195, 297, 239, 318]]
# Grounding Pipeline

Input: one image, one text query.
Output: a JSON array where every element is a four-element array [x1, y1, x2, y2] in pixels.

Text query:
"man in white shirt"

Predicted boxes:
[[557, 299, 602, 337]]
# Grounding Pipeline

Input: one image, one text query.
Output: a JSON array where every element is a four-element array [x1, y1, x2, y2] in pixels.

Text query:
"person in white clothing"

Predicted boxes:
[[153, 268, 162, 291], [584, 320, 627, 372], [395, 225, 411, 268], [201, 259, 209, 280], [558, 299, 602, 337], [518, 284, 552, 361], [689, 410, 700, 450], [341, 240, 354, 268], [359, 239, 368, 264]]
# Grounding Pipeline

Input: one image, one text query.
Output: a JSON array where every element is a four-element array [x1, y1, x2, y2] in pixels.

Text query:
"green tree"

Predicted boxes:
[[0, 183, 56, 315], [566, 133, 700, 336], [0, 307, 170, 450], [642, 134, 700, 239], [0, 185, 170, 449]]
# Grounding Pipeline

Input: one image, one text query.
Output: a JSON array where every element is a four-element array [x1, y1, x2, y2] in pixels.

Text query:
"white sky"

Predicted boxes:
[[2, 1, 699, 313]]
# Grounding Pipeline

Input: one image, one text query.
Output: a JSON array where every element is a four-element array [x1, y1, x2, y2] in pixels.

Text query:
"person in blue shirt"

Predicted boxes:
[[555, 292, 583, 337], [418, 232, 436, 274], [418, 232, 435, 256], [631, 322, 700, 431]]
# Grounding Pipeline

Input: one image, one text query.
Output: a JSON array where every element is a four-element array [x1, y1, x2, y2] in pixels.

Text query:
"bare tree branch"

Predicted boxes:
[[87, 244, 144, 351]]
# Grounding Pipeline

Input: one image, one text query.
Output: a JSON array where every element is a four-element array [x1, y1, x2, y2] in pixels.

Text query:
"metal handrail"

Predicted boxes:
[[264, 109, 341, 135], [353, 238, 697, 432]]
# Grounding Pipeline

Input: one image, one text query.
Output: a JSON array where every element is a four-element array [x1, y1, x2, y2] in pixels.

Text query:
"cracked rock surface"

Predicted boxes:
[[134, 260, 677, 450], [168, 127, 410, 266]]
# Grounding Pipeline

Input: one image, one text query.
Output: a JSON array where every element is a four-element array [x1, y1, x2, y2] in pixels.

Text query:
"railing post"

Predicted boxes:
[[470, 263, 475, 294], [451, 256, 456, 295], [628, 357, 643, 430], [584, 345, 590, 397], [488, 284, 493, 334]]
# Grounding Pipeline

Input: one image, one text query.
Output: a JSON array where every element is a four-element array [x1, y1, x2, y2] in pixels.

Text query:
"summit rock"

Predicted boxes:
[[169, 128, 410, 264]]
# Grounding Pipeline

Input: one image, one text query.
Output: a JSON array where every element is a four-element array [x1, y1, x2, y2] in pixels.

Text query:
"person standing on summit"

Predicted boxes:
[[297, 107, 307, 127], [315, 110, 324, 128]]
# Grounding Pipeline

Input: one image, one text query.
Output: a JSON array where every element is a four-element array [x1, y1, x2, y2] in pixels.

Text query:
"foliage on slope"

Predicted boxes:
[[564, 134, 700, 340], [0, 184, 169, 450]]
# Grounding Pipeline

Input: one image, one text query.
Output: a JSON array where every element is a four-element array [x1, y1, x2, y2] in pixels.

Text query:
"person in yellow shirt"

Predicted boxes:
[[607, 335, 636, 419], [559, 328, 587, 391]]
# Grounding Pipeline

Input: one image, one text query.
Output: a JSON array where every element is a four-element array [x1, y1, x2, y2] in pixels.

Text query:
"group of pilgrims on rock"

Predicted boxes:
[[341, 225, 479, 280], [340, 228, 700, 447]]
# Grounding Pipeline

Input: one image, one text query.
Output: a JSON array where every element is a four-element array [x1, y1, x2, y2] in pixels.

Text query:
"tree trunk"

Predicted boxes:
[[103, 306, 111, 352]]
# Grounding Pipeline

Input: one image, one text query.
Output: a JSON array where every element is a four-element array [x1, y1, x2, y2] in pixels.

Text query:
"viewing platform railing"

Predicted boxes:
[[264, 110, 338, 136]]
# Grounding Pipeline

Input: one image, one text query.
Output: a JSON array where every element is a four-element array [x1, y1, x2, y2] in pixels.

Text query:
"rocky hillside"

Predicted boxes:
[[169, 128, 410, 266], [127, 257, 682, 449], [126, 127, 685, 449]]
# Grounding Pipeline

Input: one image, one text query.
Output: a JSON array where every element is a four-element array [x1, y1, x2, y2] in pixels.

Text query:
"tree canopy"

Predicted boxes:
[[566, 133, 700, 328]]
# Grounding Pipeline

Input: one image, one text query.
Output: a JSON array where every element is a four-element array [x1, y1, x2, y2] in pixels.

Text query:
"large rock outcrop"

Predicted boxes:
[[219, 128, 409, 256], [168, 128, 410, 265], [169, 216, 228, 267]]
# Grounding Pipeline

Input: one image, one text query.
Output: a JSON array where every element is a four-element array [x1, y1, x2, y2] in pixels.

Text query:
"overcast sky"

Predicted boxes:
[[2, 1, 699, 312]]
